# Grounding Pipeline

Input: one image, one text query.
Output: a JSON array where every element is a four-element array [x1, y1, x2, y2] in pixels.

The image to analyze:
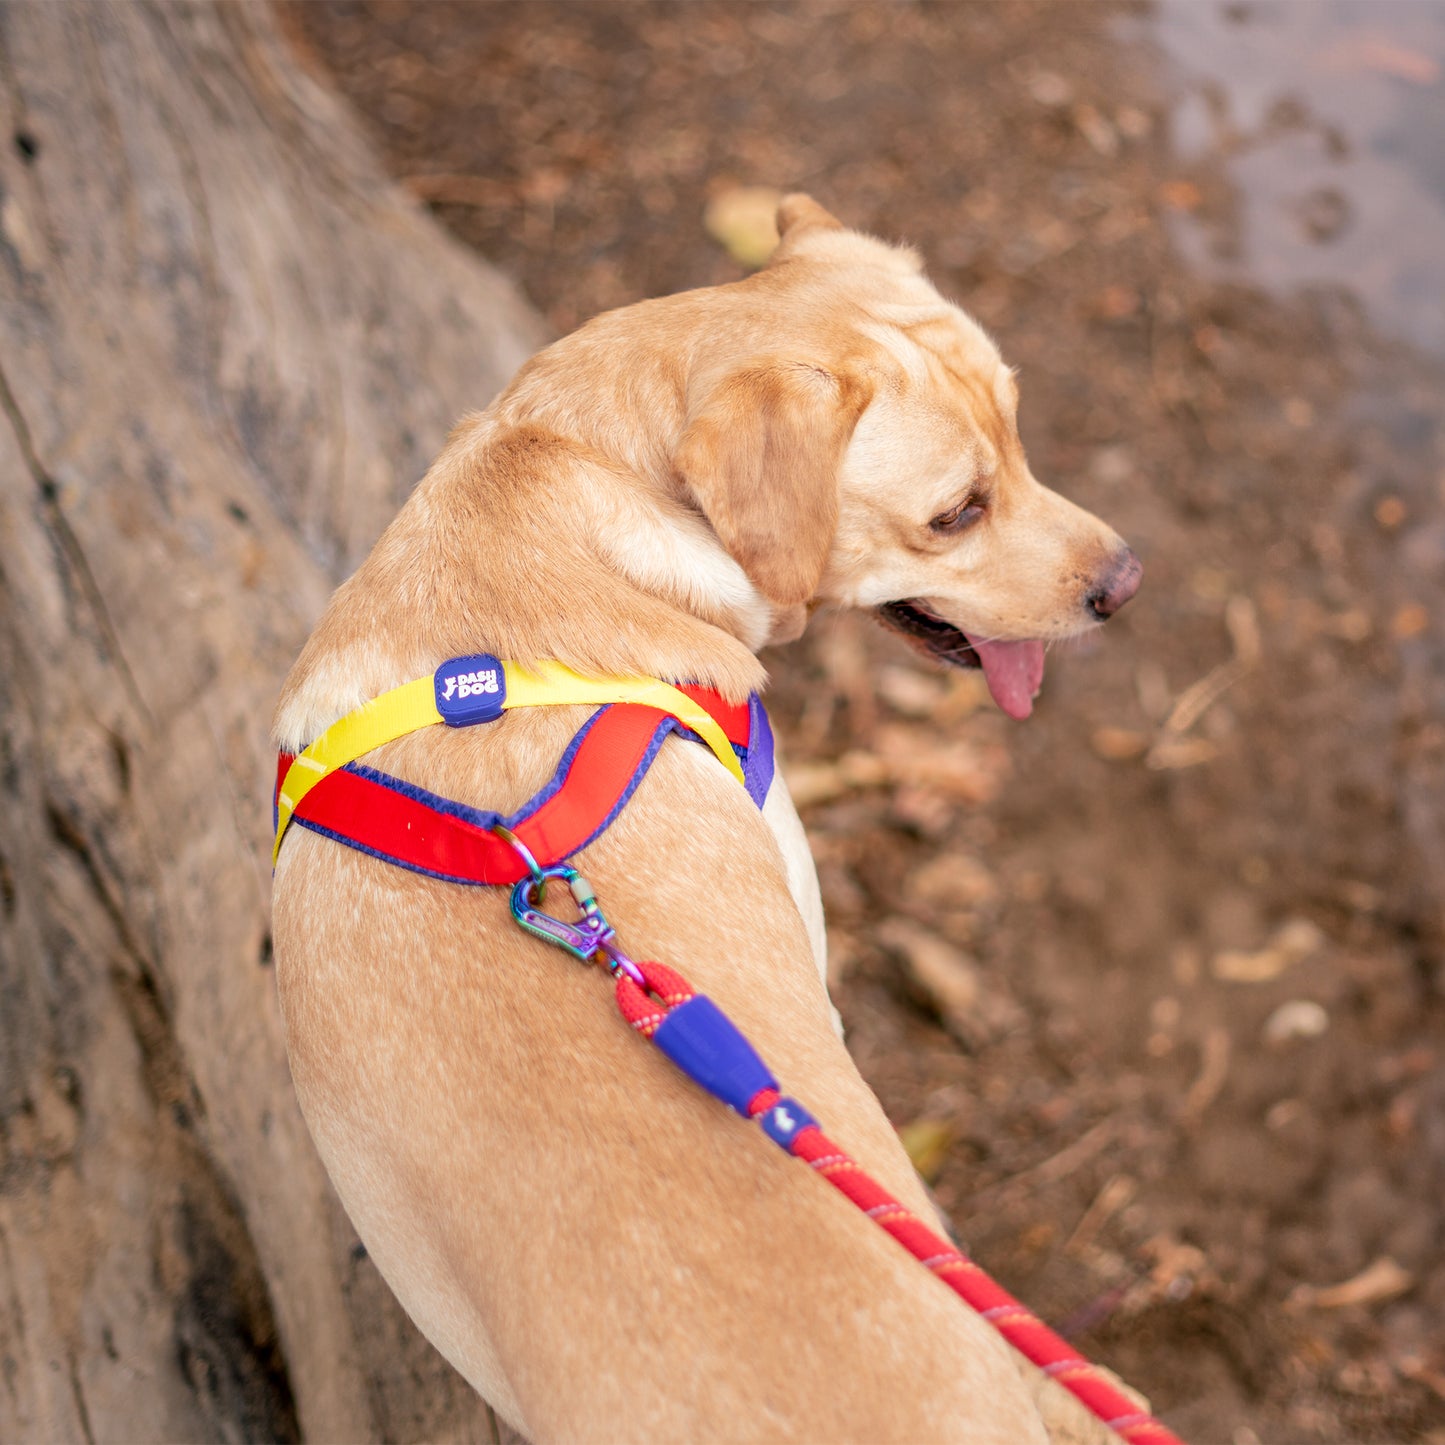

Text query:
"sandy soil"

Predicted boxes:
[[283, 4, 1445, 1440]]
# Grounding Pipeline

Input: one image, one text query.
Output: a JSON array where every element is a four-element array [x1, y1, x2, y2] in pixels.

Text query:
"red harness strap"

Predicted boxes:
[[275, 685, 761, 885]]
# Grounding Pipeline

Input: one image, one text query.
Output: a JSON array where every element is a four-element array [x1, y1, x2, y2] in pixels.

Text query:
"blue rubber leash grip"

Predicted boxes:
[[651, 995, 778, 1116]]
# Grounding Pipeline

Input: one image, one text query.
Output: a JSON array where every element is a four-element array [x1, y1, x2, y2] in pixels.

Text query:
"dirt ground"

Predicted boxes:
[[282, 4, 1445, 1441]]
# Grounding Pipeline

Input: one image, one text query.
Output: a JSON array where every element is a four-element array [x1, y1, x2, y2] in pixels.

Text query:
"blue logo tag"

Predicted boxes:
[[760, 1096, 818, 1150], [435, 653, 506, 726]]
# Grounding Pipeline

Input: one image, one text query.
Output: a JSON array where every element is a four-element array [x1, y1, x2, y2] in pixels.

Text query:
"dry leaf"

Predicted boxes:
[[1212, 948, 1289, 983], [1181, 1026, 1231, 1125], [1290, 1256, 1414, 1311], [1146, 737, 1219, 770], [881, 918, 979, 1017], [1225, 595, 1262, 666], [1264, 999, 1329, 1044], [1159, 179, 1202, 211], [876, 664, 945, 718], [879, 918, 1023, 1047], [1092, 726, 1150, 761], [936, 670, 991, 722], [1391, 603, 1428, 640], [1073, 103, 1119, 157], [897, 1117, 954, 1183], [1374, 495, 1406, 529], [1162, 658, 1248, 736], [1212, 917, 1324, 983], [1026, 70, 1073, 107], [1324, 608, 1372, 642], [782, 751, 888, 808], [1142, 1233, 1209, 1297], [876, 724, 1004, 802], [703, 185, 783, 267], [1066, 1173, 1137, 1255], [906, 851, 998, 910]]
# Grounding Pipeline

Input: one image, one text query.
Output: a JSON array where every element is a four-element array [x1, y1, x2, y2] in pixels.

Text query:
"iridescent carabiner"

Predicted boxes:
[[508, 864, 614, 962], [492, 826, 647, 984]]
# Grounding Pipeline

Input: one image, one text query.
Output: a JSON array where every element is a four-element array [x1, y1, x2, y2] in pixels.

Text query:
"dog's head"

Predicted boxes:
[[673, 195, 1140, 718]]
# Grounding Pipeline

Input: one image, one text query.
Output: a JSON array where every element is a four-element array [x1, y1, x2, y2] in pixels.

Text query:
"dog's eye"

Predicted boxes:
[[930, 499, 983, 534]]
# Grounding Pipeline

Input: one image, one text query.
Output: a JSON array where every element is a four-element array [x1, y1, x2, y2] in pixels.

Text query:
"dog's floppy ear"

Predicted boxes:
[[776, 193, 845, 239], [674, 358, 869, 608]]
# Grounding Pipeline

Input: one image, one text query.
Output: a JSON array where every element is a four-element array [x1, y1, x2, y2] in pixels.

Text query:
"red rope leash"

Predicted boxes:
[[492, 845, 1185, 1444], [614, 956, 1185, 1445]]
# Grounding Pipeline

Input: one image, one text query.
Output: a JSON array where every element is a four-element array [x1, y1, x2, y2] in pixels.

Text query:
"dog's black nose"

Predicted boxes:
[[1086, 548, 1142, 620]]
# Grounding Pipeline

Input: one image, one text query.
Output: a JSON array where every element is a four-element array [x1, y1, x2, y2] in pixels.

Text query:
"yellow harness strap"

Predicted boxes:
[[274, 660, 744, 864]]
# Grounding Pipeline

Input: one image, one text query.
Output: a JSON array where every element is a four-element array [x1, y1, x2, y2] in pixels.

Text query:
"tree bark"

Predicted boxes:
[[0, 2, 544, 1440]]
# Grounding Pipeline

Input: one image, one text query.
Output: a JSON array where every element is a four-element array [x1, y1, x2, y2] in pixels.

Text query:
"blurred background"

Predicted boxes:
[[277, 4, 1445, 1441]]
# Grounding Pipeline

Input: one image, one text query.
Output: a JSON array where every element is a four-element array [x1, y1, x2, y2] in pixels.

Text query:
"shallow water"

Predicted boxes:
[[1145, 1, 1445, 860], [1146, 0, 1445, 358]]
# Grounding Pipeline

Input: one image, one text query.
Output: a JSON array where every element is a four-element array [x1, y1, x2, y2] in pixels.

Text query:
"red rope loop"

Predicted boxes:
[[613, 959, 696, 1037]]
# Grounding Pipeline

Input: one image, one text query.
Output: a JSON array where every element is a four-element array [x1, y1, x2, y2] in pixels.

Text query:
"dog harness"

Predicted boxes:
[[273, 653, 774, 878], [272, 651, 1183, 1445]]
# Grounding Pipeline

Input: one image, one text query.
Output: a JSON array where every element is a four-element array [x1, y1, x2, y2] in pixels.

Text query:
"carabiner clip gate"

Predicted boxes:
[[510, 863, 612, 961], [493, 826, 646, 986]]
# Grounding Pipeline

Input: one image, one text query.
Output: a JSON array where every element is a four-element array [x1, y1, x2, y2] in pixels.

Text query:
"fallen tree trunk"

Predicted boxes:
[[0, 3, 543, 1439]]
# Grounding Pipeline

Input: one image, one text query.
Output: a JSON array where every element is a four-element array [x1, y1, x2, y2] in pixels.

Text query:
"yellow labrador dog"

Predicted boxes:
[[273, 196, 1141, 1444]]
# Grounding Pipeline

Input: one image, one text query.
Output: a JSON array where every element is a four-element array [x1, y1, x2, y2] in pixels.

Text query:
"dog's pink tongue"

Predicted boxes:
[[964, 635, 1045, 719]]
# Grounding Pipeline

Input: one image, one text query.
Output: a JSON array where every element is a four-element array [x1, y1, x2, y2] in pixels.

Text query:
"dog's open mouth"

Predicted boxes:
[[876, 600, 1045, 720]]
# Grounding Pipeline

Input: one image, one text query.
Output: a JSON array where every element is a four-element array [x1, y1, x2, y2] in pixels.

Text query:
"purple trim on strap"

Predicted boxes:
[[743, 694, 776, 808], [346, 705, 609, 833]]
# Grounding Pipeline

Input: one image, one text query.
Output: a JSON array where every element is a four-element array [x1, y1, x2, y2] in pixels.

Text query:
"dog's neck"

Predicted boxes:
[[272, 411, 775, 751]]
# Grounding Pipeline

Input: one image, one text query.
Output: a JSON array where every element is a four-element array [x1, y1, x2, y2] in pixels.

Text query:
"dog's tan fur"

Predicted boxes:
[[273, 197, 1137, 1443]]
